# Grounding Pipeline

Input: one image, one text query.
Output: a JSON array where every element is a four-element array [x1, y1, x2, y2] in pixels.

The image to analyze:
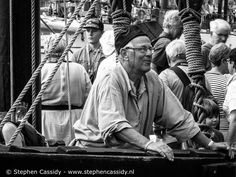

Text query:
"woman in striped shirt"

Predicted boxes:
[[205, 43, 231, 140]]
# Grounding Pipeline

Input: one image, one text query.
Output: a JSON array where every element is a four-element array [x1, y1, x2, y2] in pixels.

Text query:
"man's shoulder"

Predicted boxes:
[[152, 33, 172, 47], [146, 70, 163, 84], [71, 47, 86, 62]]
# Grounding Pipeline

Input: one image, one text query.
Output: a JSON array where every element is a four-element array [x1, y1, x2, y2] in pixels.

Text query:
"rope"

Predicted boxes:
[[64, 0, 72, 121], [178, 0, 208, 123], [6, 0, 100, 146], [111, 9, 131, 44], [9, 0, 14, 108], [123, 0, 126, 12], [0, 0, 86, 130], [31, 0, 37, 128]]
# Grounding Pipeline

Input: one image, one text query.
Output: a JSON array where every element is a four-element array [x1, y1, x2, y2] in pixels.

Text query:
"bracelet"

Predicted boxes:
[[144, 140, 153, 151], [208, 140, 214, 147]]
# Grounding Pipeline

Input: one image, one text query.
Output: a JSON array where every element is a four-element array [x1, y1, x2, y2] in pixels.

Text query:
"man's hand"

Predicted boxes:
[[146, 140, 174, 161], [209, 141, 228, 151]]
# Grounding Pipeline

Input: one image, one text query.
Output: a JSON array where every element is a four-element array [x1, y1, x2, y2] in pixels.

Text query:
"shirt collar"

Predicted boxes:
[[88, 43, 102, 52], [118, 63, 147, 93]]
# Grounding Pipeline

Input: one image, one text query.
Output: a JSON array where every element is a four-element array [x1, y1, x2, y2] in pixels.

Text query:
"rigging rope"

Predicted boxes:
[[0, 0, 85, 130], [64, 0, 72, 123], [31, 0, 37, 128], [3, 0, 100, 146], [178, 0, 207, 123]]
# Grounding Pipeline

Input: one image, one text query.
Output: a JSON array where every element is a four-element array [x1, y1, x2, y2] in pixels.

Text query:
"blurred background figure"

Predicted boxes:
[[151, 10, 183, 74], [96, 29, 116, 80], [205, 43, 232, 140], [201, 19, 231, 71], [41, 34, 91, 145], [223, 48, 236, 158], [70, 18, 105, 83], [133, 9, 147, 25]]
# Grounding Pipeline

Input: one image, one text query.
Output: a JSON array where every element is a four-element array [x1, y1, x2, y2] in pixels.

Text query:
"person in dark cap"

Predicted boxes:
[[71, 0, 227, 161], [70, 18, 105, 83]]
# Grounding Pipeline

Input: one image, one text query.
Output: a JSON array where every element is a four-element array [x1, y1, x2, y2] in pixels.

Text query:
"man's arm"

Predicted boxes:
[[227, 110, 236, 145], [115, 128, 174, 161], [191, 130, 227, 150]]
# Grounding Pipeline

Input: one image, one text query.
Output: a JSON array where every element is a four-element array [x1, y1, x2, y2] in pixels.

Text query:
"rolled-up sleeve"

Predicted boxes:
[[97, 78, 132, 146], [154, 80, 200, 142]]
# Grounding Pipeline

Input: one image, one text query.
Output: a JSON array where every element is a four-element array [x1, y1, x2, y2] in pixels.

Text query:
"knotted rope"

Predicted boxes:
[[3, 0, 100, 146], [178, 0, 207, 123]]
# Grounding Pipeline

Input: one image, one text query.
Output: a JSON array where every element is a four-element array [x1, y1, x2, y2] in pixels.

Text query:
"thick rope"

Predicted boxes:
[[31, 0, 37, 128], [111, 10, 131, 40], [0, 0, 86, 130], [6, 0, 100, 146], [179, 0, 207, 123]]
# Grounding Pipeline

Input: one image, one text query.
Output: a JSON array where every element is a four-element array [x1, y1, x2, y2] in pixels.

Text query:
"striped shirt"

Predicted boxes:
[[205, 71, 231, 138]]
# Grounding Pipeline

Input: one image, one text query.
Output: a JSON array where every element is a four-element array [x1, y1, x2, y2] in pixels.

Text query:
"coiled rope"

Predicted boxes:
[[178, 0, 207, 123], [3, 0, 100, 146]]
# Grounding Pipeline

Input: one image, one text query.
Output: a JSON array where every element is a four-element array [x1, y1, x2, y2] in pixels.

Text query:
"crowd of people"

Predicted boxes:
[[2, 0, 236, 161]]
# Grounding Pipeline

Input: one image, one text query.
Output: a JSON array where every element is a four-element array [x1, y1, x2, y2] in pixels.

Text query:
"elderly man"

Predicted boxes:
[[71, 3, 227, 161], [202, 18, 231, 71], [151, 10, 183, 74], [159, 39, 188, 102], [70, 18, 105, 83]]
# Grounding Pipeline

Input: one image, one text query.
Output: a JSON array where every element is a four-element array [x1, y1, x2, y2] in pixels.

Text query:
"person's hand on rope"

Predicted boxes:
[[145, 140, 174, 161], [175, 0, 204, 24], [109, 0, 133, 13]]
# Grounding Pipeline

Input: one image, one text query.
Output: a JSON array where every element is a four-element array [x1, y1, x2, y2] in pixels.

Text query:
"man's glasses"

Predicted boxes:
[[125, 46, 154, 54]]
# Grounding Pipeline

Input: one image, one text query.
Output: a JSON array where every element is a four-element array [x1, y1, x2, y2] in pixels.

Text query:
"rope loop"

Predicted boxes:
[[179, 7, 201, 24]]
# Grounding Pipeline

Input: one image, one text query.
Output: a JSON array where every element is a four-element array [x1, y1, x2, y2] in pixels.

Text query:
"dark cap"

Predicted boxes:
[[83, 18, 104, 31], [115, 24, 148, 53]]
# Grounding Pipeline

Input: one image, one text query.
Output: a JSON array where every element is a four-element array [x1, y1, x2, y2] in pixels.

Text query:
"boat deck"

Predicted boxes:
[[0, 145, 235, 177]]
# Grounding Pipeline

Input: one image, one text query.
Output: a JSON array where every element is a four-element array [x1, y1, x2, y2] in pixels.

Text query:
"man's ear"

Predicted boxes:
[[120, 48, 127, 58]]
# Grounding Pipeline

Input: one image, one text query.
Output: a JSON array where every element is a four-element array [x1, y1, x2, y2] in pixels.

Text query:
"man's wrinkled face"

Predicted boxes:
[[125, 36, 153, 74], [85, 28, 103, 44]]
